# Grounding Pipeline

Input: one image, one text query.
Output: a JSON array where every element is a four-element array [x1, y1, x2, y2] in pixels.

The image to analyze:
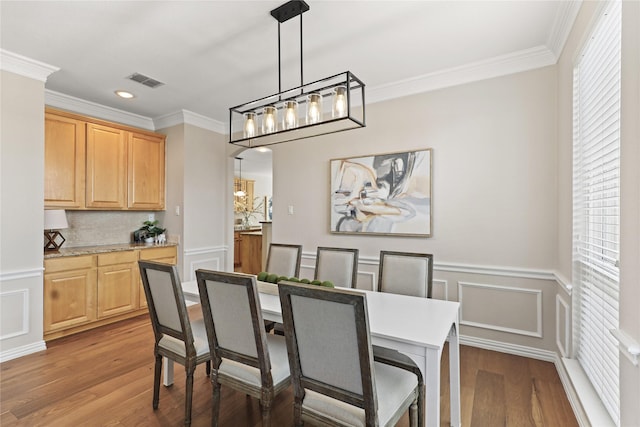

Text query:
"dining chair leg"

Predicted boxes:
[[418, 383, 425, 427], [211, 379, 222, 427], [260, 398, 272, 427], [206, 360, 211, 376], [293, 399, 303, 427], [153, 353, 162, 409], [184, 366, 195, 427]]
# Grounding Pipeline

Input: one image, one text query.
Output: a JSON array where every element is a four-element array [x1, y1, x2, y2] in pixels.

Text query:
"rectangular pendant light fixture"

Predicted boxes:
[[229, 0, 366, 148]]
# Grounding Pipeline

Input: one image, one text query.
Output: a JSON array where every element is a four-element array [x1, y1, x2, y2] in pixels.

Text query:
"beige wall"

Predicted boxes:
[[270, 66, 561, 352], [0, 70, 46, 359]]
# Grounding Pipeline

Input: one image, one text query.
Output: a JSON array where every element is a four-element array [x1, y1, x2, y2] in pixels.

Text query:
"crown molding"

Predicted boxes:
[[45, 90, 155, 130], [367, 45, 557, 105], [153, 110, 225, 134], [546, 0, 582, 58], [0, 49, 59, 82]]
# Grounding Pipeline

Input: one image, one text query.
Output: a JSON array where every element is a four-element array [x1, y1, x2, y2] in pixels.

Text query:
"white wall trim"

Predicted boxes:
[[459, 281, 543, 338], [546, 1, 583, 59], [153, 109, 226, 134], [367, 45, 557, 106], [187, 258, 221, 281], [183, 245, 227, 257], [0, 289, 29, 340], [556, 294, 571, 358], [561, 357, 616, 427], [45, 90, 155, 130], [0, 267, 44, 282], [0, 49, 59, 82], [554, 271, 573, 294], [460, 334, 556, 362], [437, 261, 556, 280], [433, 279, 448, 301], [0, 341, 47, 363]]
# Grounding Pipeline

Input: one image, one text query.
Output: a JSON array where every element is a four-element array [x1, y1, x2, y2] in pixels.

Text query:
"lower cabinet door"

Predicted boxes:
[[44, 268, 97, 332], [97, 263, 137, 318]]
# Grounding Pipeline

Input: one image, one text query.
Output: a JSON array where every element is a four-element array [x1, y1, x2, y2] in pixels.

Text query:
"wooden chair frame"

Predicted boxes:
[[314, 246, 359, 288], [196, 269, 290, 427], [278, 281, 419, 427], [138, 260, 211, 427], [377, 251, 434, 298]]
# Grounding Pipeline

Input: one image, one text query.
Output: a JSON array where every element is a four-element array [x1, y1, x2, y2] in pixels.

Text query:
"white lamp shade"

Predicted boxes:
[[44, 210, 68, 230]]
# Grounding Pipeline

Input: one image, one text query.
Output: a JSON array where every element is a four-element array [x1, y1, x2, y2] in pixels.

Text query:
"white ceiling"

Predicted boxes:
[[1, 0, 580, 132]]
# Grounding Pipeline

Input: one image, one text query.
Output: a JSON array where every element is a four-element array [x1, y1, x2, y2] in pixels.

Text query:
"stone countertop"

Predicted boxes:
[[240, 231, 262, 236], [44, 242, 178, 259]]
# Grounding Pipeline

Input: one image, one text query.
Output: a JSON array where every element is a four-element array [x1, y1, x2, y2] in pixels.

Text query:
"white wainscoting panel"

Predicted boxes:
[[556, 295, 570, 358], [432, 279, 448, 301], [183, 246, 226, 281], [458, 281, 542, 337], [0, 289, 29, 340]]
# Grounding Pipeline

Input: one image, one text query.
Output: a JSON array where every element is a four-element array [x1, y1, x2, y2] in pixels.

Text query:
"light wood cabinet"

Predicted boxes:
[[86, 123, 128, 209], [44, 108, 166, 211], [240, 232, 262, 275], [128, 132, 165, 209], [234, 231, 242, 269], [97, 251, 138, 318], [44, 113, 86, 208], [43, 255, 96, 333], [43, 245, 177, 341]]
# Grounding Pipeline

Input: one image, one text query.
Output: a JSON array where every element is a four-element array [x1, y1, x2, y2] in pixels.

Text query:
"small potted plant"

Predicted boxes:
[[139, 220, 166, 244]]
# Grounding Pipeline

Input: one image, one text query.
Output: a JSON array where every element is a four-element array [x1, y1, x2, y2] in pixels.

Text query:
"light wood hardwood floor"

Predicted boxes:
[[1, 308, 578, 426]]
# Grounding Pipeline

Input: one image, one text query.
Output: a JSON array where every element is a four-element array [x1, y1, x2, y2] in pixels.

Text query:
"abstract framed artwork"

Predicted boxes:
[[330, 148, 432, 237]]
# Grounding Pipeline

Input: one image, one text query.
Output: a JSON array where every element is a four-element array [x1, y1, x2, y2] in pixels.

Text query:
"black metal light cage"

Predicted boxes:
[[228, 0, 365, 148], [229, 71, 365, 148]]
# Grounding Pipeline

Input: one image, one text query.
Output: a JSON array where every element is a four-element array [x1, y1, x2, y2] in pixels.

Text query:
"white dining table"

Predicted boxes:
[[175, 280, 461, 427]]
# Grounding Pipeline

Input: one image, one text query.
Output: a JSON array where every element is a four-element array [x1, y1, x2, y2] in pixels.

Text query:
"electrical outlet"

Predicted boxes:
[[175, 205, 180, 216], [288, 205, 294, 215], [148, 213, 155, 222]]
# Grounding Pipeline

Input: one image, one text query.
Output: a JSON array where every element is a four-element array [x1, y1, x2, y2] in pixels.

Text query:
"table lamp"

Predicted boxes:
[[44, 209, 68, 251]]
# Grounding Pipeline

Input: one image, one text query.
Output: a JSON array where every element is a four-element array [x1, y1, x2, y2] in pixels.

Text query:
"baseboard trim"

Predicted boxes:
[[0, 340, 47, 363], [460, 334, 556, 362]]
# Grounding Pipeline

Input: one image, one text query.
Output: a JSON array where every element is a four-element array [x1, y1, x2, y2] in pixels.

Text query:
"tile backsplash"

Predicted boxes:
[[64, 211, 165, 247]]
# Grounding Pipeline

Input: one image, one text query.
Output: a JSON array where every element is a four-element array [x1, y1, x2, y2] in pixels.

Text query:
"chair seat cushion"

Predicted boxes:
[[219, 333, 290, 389], [302, 361, 418, 427], [158, 318, 209, 358]]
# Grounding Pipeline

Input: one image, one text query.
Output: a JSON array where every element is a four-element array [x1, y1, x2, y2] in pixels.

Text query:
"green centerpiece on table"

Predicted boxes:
[[257, 271, 334, 288]]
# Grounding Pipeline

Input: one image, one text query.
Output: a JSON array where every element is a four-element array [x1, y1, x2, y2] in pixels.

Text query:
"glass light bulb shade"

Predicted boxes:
[[282, 100, 298, 130], [234, 189, 246, 197], [332, 86, 347, 118], [306, 93, 323, 125], [243, 112, 257, 138], [262, 106, 277, 134]]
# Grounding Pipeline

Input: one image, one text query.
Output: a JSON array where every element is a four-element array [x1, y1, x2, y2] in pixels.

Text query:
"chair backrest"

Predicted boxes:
[[138, 260, 196, 354], [265, 243, 302, 277], [195, 270, 271, 375], [278, 282, 378, 424], [314, 246, 359, 288], [378, 251, 433, 298]]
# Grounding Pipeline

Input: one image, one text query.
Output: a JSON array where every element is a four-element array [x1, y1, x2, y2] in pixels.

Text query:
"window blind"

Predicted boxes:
[[572, 1, 621, 425]]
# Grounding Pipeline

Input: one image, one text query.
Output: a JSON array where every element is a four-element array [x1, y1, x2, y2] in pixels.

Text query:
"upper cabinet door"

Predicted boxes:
[[86, 123, 127, 209], [128, 132, 165, 210], [44, 113, 86, 208]]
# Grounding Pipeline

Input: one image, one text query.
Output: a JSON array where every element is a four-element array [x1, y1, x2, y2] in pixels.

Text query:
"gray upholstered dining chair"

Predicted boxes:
[[195, 269, 291, 427], [265, 243, 302, 278], [377, 251, 434, 298], [278, 281, 421, 427], [138, 260, 211, 427], [314, 246, 359, 288]]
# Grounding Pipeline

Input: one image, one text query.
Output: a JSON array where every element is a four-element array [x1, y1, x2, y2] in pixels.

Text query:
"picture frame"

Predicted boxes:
[[330, 148, 432, 237]]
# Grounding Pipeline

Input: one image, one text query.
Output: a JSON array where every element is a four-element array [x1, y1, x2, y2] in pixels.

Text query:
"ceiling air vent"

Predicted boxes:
[[126, 72, 164, 89]]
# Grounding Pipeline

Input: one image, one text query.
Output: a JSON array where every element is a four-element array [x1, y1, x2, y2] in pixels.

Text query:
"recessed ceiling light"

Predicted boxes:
[[255, 147, 271, 153], [115, 90, 135, 99]]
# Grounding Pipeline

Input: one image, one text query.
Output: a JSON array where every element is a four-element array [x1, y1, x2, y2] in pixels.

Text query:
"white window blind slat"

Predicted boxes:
[[572, 1, 621, 425]]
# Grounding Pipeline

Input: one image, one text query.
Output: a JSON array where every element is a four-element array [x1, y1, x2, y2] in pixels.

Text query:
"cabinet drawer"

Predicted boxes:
[[139, 246, 177, 261], [45, 255, 95, 273], [98, 251, 137, 266]]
